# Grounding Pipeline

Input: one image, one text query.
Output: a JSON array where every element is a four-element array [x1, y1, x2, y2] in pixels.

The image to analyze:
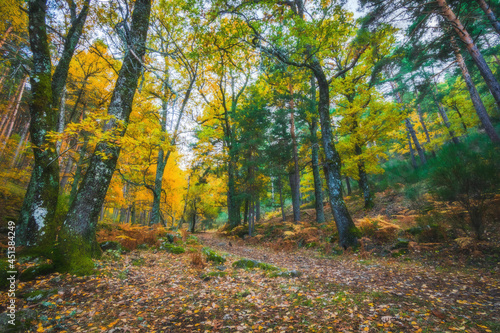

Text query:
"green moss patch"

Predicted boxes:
[[202, 247, 226, 264], [161, 243, 185, 254], [19, 263, 56, 282]]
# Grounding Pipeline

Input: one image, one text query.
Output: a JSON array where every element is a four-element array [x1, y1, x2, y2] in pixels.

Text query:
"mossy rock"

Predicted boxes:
[[0, 309, 37, 332], [161, 243, 185, 254], [256, 262, 279, 271], [202, 247, 226, 264], [269, 270, 302, 278], [392, 238, 410, 250], [391, 248, 409, 258], [19, 263, 56, 282], [22, 288, 58, 302], [99, 241, 123, 252], [232, 258, 260, 269]]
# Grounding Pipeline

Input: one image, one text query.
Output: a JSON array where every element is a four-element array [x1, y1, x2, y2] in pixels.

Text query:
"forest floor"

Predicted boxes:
[[3, 232, 500, 333]]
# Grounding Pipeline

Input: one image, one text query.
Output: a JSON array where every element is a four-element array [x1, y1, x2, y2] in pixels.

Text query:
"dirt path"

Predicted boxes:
[[4, 232, 499, 333]]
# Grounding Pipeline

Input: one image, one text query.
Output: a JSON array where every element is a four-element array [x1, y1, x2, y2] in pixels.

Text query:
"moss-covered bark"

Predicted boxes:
[[58, 0, 152, 272], [17, 0, 60, 252], [17, 0, 91, 255]]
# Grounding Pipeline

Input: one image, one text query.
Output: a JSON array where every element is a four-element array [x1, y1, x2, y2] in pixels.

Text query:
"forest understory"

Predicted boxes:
[[1, 191, 500, 333]]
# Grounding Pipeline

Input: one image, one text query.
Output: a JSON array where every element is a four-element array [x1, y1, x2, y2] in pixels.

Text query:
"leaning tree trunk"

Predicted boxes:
[[311, 62, 358, 248], [437, 0, 500, 110], [475, 0, 500, 36], [405, 118, 426, 165], [437, 102, 460, 144], [58, 0, 152, 274], [16, 0, 60, 251], [309, 76, 325, 223], [451, 37, 500, 143]]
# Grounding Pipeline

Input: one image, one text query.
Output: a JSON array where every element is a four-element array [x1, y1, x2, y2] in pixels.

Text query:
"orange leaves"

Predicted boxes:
[[97, 223, 168, 250]]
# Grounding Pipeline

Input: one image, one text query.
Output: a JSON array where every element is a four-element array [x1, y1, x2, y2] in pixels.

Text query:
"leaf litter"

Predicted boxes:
[[4, 232, 499, 332]]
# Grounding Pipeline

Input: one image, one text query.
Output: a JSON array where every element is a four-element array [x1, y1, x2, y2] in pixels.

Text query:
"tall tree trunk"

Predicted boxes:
[[227, 157, 241, 227], [437, 102, 460, 144], [355, 144, 373, 209], [1, 75, 27, 140], [405, 118, 427, 165], [417, 104, 432, 144], [451, 36, 500, 143], [407, 132, 418, 169], [69, 138, 88, 205], [58, 0, 151, 273], [311, 63, 358, 248], [289, 106, 301, 222], [277, 175, 286, 221], [0, 26, 12, 50], [475, 0, 500, 36], [17, 0, 91, 251], [150, 78, 194, 224], [256, 196, 261, 222], [345, 176, 352, 196], [59, 155, 74, 193], [309, 76, 325, 223], [437, 0, 500, 109], [16, 0, 60, 250], [11, 121, 30, 168], [243, 197, 249, 225], [56, 85, 67, 153]]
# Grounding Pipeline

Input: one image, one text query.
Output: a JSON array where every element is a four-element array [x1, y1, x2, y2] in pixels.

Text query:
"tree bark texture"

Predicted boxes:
[[16, 0, 60, 250], [289, 108, 301, 222], [311, 62, 358, 248], [451, 36, 500, 143], [58, 0, 152, 272], [437, 0, 500, 109], [309, 76, 325, 223], [476, 0, 500, 36]]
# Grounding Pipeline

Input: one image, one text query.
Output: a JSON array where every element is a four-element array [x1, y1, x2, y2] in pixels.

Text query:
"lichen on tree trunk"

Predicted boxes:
[[57, 0, 152, 273]]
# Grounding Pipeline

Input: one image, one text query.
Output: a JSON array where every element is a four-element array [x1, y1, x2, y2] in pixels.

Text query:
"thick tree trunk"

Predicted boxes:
[[311, 63, 358, 248], [16, 0, 60, 250], [451, 37, 500, 143], [437, 0, 500, 109], [476, 0, 500, 36], [289, 108, 301, 222], [309, 76, 325, 223], [58, 0, 152, 273]]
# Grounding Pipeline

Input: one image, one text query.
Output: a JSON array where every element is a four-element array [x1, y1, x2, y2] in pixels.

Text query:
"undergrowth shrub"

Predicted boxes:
[[202, 247, 226, 264], [96, 223, 170, 250], [356, 216, 399, 243], [428, 141, 500, 240]]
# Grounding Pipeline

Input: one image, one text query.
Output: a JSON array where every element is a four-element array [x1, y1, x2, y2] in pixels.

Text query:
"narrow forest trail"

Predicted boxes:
[[4, 232, 499, 333]]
